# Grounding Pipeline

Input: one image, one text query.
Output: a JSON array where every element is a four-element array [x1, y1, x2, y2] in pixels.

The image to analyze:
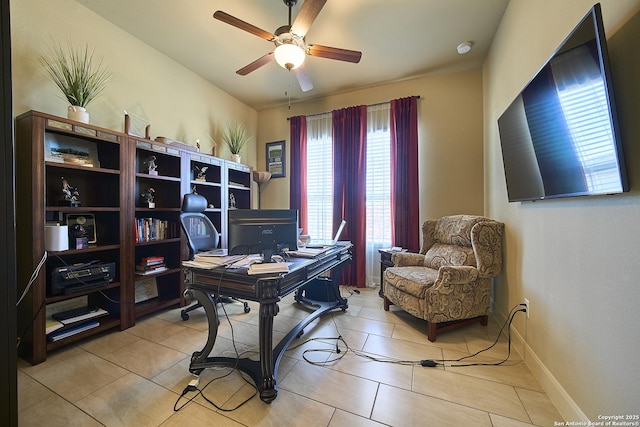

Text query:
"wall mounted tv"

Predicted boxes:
[[497, 3, 628, 202]]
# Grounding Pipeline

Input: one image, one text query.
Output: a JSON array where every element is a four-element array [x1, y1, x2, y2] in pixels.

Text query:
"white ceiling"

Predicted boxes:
[[75, 0, 509, 111]]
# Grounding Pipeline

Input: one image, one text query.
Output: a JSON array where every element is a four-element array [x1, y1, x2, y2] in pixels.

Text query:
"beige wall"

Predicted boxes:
[[484, 0, 640, 420], [256, 69, 486, 224], [11, 0, 258, 166]]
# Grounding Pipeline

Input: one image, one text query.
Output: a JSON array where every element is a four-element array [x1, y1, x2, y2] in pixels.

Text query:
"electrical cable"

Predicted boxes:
[[16, 250, 47, 307], [419, 304, 527, 367], [173, 262, 258, 413], [287, 298, 528, 369]]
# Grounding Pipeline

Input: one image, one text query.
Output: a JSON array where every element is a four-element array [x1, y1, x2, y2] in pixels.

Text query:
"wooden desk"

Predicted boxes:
[[183, 243, 352, 403]]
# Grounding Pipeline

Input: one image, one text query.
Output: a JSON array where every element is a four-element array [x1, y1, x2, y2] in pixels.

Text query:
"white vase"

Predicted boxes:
[[231, 154, 241, 163], [67, 106, 89, 124]]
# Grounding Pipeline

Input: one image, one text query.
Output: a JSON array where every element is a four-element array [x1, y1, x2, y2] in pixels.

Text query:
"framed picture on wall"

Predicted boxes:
[[266, 140, 286, 178]]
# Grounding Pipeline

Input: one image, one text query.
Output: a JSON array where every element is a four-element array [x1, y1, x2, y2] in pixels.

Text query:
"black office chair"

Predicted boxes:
[[179, 193, 250, 320]]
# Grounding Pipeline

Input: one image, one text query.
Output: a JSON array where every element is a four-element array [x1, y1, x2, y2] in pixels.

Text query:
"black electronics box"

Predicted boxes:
[[297, 277, 339, 302]]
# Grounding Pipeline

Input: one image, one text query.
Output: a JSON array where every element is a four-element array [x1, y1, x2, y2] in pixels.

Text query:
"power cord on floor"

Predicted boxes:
[[419, 303, 527, 368], [174, 264, 258, 413], [286, 300, 527, 369]]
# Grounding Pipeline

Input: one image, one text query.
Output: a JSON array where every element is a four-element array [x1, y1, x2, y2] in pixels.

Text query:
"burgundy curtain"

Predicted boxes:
[[289, 116, 308, 232], [332, 105, 367, 287], [390, 96, 420, 252]]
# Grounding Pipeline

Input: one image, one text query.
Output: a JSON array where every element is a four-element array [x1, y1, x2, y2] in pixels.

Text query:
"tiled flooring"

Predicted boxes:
[[18, 287, 561, 426]]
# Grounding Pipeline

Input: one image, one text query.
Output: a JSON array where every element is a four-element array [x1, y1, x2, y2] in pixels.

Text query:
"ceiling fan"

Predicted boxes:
[[213, 0, 362, 92]]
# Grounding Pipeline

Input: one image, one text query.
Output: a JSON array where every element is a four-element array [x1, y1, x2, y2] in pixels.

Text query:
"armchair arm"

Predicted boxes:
[[432, 265, 479, 288], [391, 252, 425, 267], [426, 266, 488, 323]]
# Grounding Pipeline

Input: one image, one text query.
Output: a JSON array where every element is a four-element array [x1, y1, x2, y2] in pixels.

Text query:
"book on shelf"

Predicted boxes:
[[135, 217, 178, 242], [45, 318, 64, 335], [52, 306, 109, 325], [135, 266, 168, 275], [140, 255, 164, 265], [135, 262, 166, 271], [47, 320, 100, 342]]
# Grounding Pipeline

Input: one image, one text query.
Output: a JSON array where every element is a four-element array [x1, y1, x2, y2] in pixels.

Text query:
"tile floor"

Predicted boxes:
[[18, 287, 562, 426]]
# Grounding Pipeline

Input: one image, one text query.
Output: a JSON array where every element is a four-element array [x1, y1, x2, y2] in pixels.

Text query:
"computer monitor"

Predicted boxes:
[[227, 209, 299, 262]]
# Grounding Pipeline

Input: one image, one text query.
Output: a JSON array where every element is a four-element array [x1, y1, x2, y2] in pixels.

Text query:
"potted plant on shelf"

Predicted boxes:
[[222, 122, 251, 163], [39, 42, 111, 124]]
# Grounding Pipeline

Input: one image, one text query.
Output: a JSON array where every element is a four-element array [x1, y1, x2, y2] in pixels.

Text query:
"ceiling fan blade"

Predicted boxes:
[[307, 44, 362, 63], [290, 0, 327, 37], [213, 11, 275, 41], [236, 52, 275, 76], [294, 64, 313, 92]]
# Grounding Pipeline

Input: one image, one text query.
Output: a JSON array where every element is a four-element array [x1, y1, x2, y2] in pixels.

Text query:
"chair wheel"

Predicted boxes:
[[243, 303, 251, 313], [181, 310, 189, 321]]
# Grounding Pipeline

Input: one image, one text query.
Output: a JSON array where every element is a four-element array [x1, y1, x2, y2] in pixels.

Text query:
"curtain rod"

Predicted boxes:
[[286, 95, 421, 120]]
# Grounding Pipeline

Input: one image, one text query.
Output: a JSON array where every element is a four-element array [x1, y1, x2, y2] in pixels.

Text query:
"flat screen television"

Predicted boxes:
[[227, 209, 298, 262], [497, 3, 628, 202]]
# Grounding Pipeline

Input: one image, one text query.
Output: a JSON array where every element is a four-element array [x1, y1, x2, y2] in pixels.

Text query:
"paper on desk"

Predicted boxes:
[[197, 249, 228, 257], [247, 262, 291, 275], [229, 254, 263, 268], [287, 247, 331, 258], [182, 254, 246, 269]]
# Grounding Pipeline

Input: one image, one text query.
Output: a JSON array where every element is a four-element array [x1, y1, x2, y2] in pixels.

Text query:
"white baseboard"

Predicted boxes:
[[510, 325, 589, 422]]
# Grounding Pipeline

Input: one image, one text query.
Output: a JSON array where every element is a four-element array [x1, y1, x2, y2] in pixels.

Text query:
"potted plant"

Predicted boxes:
[[222, 122, 251, 163], [39, 42, 111, 123]]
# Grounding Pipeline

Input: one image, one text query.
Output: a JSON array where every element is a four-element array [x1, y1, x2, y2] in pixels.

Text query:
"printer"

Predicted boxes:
[[50, 261, 116, 295]]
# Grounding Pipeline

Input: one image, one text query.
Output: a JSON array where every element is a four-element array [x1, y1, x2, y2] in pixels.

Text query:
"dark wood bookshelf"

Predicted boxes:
[[15, 110, 252, 364]]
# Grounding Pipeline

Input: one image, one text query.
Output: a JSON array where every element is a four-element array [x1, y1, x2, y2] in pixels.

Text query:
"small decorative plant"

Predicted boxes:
[[39, 42, 111, 108], [222, 122, 251, 155]]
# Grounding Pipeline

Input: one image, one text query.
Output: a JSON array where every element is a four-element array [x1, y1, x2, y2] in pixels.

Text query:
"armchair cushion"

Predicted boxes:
[[424, 243, 476, 270], [384, 267, 438, 299]]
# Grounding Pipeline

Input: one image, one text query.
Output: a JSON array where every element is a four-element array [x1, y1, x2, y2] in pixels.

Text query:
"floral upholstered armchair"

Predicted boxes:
[[383, 215, 504, 341]]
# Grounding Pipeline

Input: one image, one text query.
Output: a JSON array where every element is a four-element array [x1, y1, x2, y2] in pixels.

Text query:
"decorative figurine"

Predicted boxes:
[[141, 187, 155, 208], [191, 185, 198, 194], [229, 193, 236, 209], [144, 155, 158, 176], [61, 176, 81, 207], [195, 165, 208, 182]]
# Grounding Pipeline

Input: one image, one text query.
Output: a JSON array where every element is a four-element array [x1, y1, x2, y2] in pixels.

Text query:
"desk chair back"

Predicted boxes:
[[179, 193, 219, 260]]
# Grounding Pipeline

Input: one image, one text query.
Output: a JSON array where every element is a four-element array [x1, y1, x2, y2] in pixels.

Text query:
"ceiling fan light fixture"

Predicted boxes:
[[457, 41, 473, 55], [274, 43, 305, 70]]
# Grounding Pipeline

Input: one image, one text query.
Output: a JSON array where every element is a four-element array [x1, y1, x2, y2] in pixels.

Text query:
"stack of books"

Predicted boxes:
[[135, 256, 167, 275], [46, 306, 109, 342]]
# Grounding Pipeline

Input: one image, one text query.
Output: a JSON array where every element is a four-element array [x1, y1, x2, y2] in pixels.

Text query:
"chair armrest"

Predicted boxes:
[[433, 265, 478, 288], [426, 265, 488, 323], [391, 252, 424, 267]]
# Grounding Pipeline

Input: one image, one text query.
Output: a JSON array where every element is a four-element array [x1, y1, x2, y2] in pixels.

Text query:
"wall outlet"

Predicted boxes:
[[524, 298, 530, 318]]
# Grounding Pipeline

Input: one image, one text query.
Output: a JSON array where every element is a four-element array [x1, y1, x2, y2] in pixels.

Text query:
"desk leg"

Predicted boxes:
[[187, 288, 220, 375], [258, 278, 280, 403]]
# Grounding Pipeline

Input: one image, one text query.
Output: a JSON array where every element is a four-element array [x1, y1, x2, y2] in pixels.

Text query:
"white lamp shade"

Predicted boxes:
[[274, 44, 305, 70]]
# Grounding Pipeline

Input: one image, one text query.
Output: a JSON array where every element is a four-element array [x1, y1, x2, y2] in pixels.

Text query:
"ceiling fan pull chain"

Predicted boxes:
[[286, 70, 292, 109]]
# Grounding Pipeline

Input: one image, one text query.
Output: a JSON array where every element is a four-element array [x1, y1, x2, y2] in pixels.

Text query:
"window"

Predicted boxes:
[[305, 104, 392, 286], [305, 113, 333, 240]]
